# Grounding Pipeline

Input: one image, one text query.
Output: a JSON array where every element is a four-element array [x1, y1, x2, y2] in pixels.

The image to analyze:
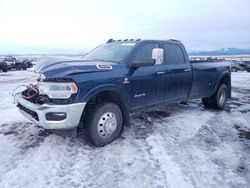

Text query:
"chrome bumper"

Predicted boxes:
[[16, 95, 86, 129]]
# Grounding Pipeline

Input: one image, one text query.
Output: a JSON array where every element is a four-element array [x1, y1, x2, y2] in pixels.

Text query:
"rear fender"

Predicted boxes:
[[213, 72, 231, 98]]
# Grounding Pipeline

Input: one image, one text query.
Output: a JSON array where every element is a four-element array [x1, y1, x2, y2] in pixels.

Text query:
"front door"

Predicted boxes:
[[129, 43, 162, 110]]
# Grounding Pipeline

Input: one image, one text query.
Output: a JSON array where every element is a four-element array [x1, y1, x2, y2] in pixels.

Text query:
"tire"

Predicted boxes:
[[84, 102, 123, 146], [0, 63, 8, 72], [202, 84, 228, 110], [22, 64, 27, 70], [15, 64, 22, 70]]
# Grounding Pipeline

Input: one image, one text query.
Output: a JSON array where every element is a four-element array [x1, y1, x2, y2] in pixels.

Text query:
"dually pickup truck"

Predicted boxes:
[[16, 39, 231, 146]]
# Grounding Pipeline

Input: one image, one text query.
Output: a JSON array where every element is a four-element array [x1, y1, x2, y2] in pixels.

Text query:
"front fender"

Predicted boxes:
[[80, 84, 129, 107], [79, 84, 131, 127]]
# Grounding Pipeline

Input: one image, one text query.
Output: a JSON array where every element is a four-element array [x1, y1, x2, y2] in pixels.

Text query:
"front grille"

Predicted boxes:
[[17, 103, 39, 121]]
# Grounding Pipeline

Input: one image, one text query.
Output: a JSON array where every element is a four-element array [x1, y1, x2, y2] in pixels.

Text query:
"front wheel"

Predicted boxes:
[[202, 84, 228, 109], [84, 103, 123, 146]]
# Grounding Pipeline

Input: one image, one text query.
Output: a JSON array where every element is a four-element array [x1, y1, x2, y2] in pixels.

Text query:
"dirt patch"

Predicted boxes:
[[232, 87, 250, 95], [146, 110, 171, 118], [224, 96, 250, 112], [234, 124, 250, 140], [240, 109, 250, 113], [0, 122, 52, 149], [130, 112, 154, 139]]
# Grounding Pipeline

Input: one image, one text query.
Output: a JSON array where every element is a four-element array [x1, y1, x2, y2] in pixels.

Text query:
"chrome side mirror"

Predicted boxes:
[[152, 48, 164, 65]]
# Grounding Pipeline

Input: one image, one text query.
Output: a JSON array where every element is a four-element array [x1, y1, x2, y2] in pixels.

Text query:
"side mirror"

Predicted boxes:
[[152, 48, 164, 65], [130, 59, 156, 68]]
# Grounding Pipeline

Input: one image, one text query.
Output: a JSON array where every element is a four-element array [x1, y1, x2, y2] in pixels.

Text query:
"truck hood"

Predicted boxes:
[[35, 56, 116, 78]]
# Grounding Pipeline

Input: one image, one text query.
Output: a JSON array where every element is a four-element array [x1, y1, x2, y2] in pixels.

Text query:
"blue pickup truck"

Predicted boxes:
[[16, 39, 231, 146]]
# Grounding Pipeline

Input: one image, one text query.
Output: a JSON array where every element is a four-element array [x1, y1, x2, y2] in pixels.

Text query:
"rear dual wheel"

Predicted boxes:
[[202, 84, 228, 109]]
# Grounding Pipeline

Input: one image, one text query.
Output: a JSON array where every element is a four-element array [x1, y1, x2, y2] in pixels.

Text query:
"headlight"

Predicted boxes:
[[37, 82, 78, 99]]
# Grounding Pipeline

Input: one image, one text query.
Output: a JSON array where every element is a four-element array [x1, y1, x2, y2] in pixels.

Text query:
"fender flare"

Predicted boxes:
[[80, 84, 131, 126], [81, 84, 128, 103], [213, 72, 231, 97]]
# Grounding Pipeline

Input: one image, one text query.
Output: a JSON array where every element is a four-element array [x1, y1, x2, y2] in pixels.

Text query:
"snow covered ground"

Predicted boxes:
[[0, 71, 249, 188]]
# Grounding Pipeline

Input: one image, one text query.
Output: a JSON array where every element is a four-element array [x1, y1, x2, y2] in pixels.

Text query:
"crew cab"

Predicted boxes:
[[16, 39, 231, 146], [240, 61, 250, 72]]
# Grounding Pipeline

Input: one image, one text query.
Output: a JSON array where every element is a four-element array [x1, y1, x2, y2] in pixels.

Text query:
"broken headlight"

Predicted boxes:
[[37, 82, 78, 99]]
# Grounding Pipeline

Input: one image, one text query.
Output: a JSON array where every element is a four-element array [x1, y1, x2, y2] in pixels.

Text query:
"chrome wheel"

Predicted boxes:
[[97, 112, 117, 138], [218, 88, 226, 106]]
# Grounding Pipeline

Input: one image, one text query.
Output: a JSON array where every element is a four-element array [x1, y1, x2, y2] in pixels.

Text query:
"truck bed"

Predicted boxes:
[[189, 61, 231, 99]]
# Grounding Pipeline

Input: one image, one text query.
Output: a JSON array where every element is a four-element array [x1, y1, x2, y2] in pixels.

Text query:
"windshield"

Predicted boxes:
[[82, 42, 136, 62]]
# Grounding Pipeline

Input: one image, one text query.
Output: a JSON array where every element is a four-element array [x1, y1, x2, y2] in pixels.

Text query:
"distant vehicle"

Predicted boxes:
[[22, 59, 34, 68], [230, 61, 244, 72], [240, 61, 250, 72], [0, 61, 8, 72], [190, 57, 225, 63], [16, 39, 231, 146], [2, 56, 27, 70], [189, 57, 205, 63], [206, 57, 226, 62]]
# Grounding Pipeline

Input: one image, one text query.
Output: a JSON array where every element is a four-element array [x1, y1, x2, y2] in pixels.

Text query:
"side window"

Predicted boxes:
[[134, 43, 159, 61], [163, 44, 185, 64]]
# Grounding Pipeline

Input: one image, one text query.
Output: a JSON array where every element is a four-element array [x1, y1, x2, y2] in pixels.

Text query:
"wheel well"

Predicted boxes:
[[79, 90, 129, 129], [219, 75, 231, 98], [86, 90, 124, 108]]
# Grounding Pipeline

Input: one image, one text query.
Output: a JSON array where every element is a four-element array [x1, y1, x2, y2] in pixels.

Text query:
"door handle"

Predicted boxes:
[[184, 68, 191, 72], [156, 71, 165, 75]]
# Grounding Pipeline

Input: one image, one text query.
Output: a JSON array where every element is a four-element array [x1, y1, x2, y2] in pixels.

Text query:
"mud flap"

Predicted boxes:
[[122, 106, 131, 127]]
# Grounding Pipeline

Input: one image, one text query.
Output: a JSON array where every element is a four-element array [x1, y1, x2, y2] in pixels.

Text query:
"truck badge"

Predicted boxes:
[[123, 78, 130, 84], [96, 65, 112, 70]]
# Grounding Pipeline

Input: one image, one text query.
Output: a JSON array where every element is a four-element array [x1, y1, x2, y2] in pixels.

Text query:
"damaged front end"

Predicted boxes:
[[14, 79, 86, 137], [14, 56, 114, 137]]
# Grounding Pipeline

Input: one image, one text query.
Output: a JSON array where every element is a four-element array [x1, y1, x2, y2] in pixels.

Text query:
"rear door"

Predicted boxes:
[[161, 43, 192, 101]]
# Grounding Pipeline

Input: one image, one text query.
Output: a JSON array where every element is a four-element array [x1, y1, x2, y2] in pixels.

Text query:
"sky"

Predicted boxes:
[[0, 0, 250, 54]]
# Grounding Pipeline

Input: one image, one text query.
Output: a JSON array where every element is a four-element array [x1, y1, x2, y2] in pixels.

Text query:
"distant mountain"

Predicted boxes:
[[189, 48, 250, 56]]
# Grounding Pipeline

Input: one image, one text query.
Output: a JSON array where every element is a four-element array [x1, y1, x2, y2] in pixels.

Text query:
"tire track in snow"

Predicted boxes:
[[145, 134, 194, 188]]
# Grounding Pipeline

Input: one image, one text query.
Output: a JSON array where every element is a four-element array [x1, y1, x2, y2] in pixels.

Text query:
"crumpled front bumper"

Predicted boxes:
[[16, 95, 86, 130]]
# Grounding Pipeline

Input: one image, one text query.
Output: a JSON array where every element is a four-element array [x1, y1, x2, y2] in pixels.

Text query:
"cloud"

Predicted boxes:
[[0, 0, 250, 53]]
